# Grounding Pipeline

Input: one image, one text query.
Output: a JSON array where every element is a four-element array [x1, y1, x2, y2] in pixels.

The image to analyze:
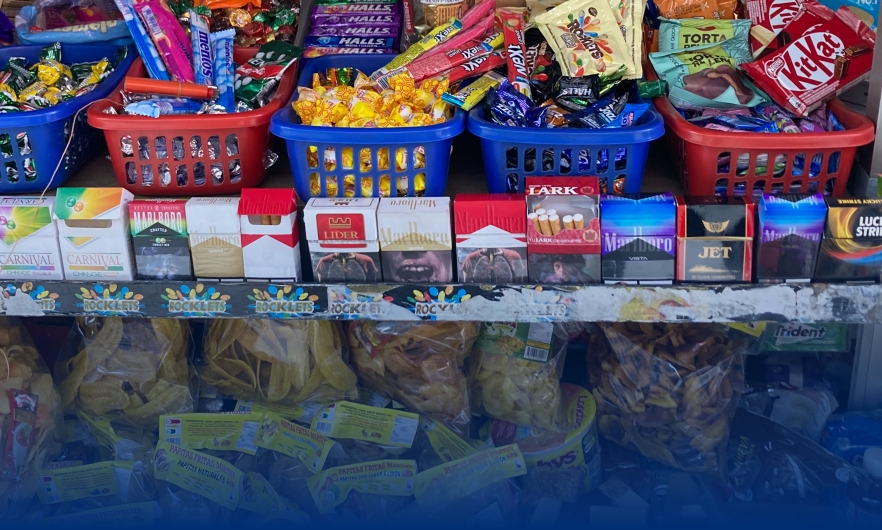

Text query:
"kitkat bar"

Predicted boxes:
[[747, 0, 833, 56], [420, 3, 496, 60], [498, 8, 532, 98], [403, 40, 488, 82], [441, 51, 506, 84], [741, 6, 875, 116]]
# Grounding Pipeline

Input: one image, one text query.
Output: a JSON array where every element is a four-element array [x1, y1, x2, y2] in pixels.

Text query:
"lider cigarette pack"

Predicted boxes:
[[239, 189, 302, 282], [756, 194, 826, 283], [676, 196, 754, 283], [378, 197, 453, 282], [304, 198, 381, 282], [455, 194, 527, 283], [525, 177, 601, 284], [185, 198, 245, 281], [600, 193, 676, 284], [55, 188, 135, 281], [815, 197, 882, 283], [128, 199, 192, 281], [0, 197, 63, 280]]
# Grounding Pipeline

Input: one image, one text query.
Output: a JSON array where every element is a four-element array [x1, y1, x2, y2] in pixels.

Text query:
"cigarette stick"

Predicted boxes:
[[261, 215, 271, 225], [527, 213, 540, 232], [549, 214, 561, 235], [573, 213, 584, 229], [546, 209, 557, 217], [270, 215, 281, 225], [538, 214, 551, 236], [535, 208, 546, 216], [563, 215, 574, 229]]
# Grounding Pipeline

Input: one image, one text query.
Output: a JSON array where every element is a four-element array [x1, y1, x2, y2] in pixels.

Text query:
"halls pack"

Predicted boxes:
[[304, 198, 380, 282], [600, 193, 676, 284], [0, 196, 63, 280], [378, 197, 452, 283], [756, 193, 826, 283], [239, 189, 301, 282], [815, 196, 882, 282], [55, 188, 135, 281]]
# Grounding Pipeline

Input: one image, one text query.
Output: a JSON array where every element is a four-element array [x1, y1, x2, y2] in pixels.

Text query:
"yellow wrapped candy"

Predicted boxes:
[[329, 101, 348, 123], [411, 89, 435, 109], [293, 100, 316, 124], [354, 72, 371, 89], [349, 100, 376, 120], [408, 113, 433, 127]]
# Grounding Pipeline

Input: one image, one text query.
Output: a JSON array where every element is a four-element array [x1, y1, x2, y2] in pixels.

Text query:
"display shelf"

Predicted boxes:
[[1, 279, 878, 322]]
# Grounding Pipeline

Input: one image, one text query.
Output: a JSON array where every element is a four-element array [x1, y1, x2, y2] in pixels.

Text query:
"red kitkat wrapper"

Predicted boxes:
[[741, 6, 875, 116], [421, 14, 494, 60], [747, 0, 834, 57], [441, 50, 506, 84], [406, 39, 489, 82], [498, 8, 531, 98]]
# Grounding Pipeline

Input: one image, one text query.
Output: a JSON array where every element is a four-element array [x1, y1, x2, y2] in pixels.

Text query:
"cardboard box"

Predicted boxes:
[[185, 197, 244, 281], [676, 196, 754, 283], [129, 199, 192, 281], [304, 198, 380, 282], [0, 197, 63, 280], [526, 177, 601, 284], [815, 197, 882, 282], [55, 188, 135, 281], [756, 194, 826, 283], [454, 194, 527, 283], [239, 189, 302, 281], [378, 197, 452, 282], [600, 193, 676, 284]]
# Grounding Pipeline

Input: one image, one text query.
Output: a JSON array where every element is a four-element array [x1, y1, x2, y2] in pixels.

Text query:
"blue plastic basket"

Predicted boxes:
[[270, 54, 466, 198], [0, 44, 135, 193], [468, 105, 666, 194]]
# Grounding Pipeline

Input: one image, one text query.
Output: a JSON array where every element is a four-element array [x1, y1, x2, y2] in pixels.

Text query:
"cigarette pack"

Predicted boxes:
[[304, 198, 381, 282], [239, 189, 302, 282], [600, 193, 676, 284], [676, 196, 754, 283], [55, 188, 135, 281], [525, 177, 601, 284], [454, 194, 527, 283], [185, 198, 244, 281], [128, 199, 192, 281], [378, 197, 453, 282], [815, 197, 882, 282], [0, 197, 63, 280], [756, 194, 826, 283]]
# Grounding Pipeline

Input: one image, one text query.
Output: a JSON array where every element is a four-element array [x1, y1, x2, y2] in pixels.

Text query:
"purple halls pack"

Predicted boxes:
[[304, 35, 398, 48], [313, 3, 399, 15], [309, 25, 399, 37], [310, 13, 401, 26], [757, 193, 827, 283], [600, 192, 676, 284]]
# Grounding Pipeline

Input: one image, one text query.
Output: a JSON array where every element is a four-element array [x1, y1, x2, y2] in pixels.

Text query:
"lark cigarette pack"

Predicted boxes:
[[676, 196, 754, 283], [129, 199, 192, 281], [815, 197, 882, 282], [600, 193, 676, 284], [378, 197, 452, 283], [304, 198, 380, 282], [757, 194, 826, 283], [454, 194, 527, 283], [55, 188, 135, 281], [0, 197, 63, 280], [185, 198, 244, 282], [239, 189, 302, 282], [525, 177, 601, 284]]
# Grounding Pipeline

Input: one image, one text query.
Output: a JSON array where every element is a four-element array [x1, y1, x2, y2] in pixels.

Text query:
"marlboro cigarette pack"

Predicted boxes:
[[378, 197, 453, 282], [239, 188, 302, 282], [676, 196, 754, 283], [600, 193, 676, 284], [304, 198, 381, 282], [525, 177, 601, 284], [455, 194, 527, 283], [185, 198, 245, 281], [0, 197, 63, 280], [129, 199, 192, 281], [815, 197, 882, 282], [756, 194, 826, 283]]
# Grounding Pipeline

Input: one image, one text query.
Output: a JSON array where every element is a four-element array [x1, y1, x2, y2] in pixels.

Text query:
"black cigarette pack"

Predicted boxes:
[[676, 196, 754, 283], [815, 197, 882, 282]]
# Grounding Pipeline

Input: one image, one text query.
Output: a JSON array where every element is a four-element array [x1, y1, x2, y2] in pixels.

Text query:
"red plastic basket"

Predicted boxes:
[[88, 48, 295, 196], [645, 66, 875, 197]]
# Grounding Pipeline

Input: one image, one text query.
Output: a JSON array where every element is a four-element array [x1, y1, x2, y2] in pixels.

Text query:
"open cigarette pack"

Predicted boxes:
[[525, 177, 601, 284]]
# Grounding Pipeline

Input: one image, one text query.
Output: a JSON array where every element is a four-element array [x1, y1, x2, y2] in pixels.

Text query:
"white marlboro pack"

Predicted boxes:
[[378, 197, 453, 282], [238, 188, 301, 281], [185, 198, 244, 281], [526, 177, 601, 284], [0, 197, 63, 280], [304, 198, 381, 282], [54, 188, 135, 281], [454, 194, 527, 283]]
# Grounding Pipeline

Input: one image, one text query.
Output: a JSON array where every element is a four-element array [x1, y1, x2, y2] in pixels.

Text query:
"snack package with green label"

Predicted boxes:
[[648, 35, 764, 109], [306, 459, 418, 521], [415, 416, 483, 469], [470, 322, 569, 431], [657, 18, 752, 53], [234, 40, 302, 109]]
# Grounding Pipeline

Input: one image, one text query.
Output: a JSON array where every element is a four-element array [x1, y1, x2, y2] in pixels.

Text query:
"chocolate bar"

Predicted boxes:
[[455, 194, 527, 283], [815, 197, 882, 282], [756, 194, 826, 283], [304, 198, 381, 283], [676, 196, 754, 283], [378, 198, 453, 283], [600, 193, 676, 284]]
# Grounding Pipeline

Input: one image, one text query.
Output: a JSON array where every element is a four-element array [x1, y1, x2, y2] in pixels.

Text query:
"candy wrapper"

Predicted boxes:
[[439, 50, 507, 85], [654, 0, 738, 20], [657, 17, 752, 53], [189, 9, 213, 86], [746, 0, 827, 56], [234, 40, 301, 108], [371, 18, 463, 83], [498, 8, 532, 98], [211, 28, 236, 112], [421, 0, 496, 60], [443, 71, 504, 111], [125, 96, 204, 117], [114, 0, 170, 81], [134, 0, 195, 83]]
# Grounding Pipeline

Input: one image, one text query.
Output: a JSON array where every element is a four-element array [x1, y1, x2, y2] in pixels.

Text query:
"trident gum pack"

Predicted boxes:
[[815, 197, 882, 282], [756, 193, 827, 283], [600, 193, 676, 284]]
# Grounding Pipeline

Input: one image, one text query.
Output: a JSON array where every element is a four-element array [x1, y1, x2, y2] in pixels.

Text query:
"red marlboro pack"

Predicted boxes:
[[304, 198, 380, 282], [239, 189, 301, 282], [526, 177, 601, 284], [455, 194, 527, 283], [741, 6, 875, 116]]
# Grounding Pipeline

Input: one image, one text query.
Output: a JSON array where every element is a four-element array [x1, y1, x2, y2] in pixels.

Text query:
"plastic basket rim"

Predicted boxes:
[[467, 105, 666, 144], [0, 43, 135, 127]]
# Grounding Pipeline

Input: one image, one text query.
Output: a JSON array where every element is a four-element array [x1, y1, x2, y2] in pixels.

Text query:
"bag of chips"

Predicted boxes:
[[0, 317, 64, 515], [55, 318, 194, 430], [200, 319, 358, 406], [588, 323, 752, 477]]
